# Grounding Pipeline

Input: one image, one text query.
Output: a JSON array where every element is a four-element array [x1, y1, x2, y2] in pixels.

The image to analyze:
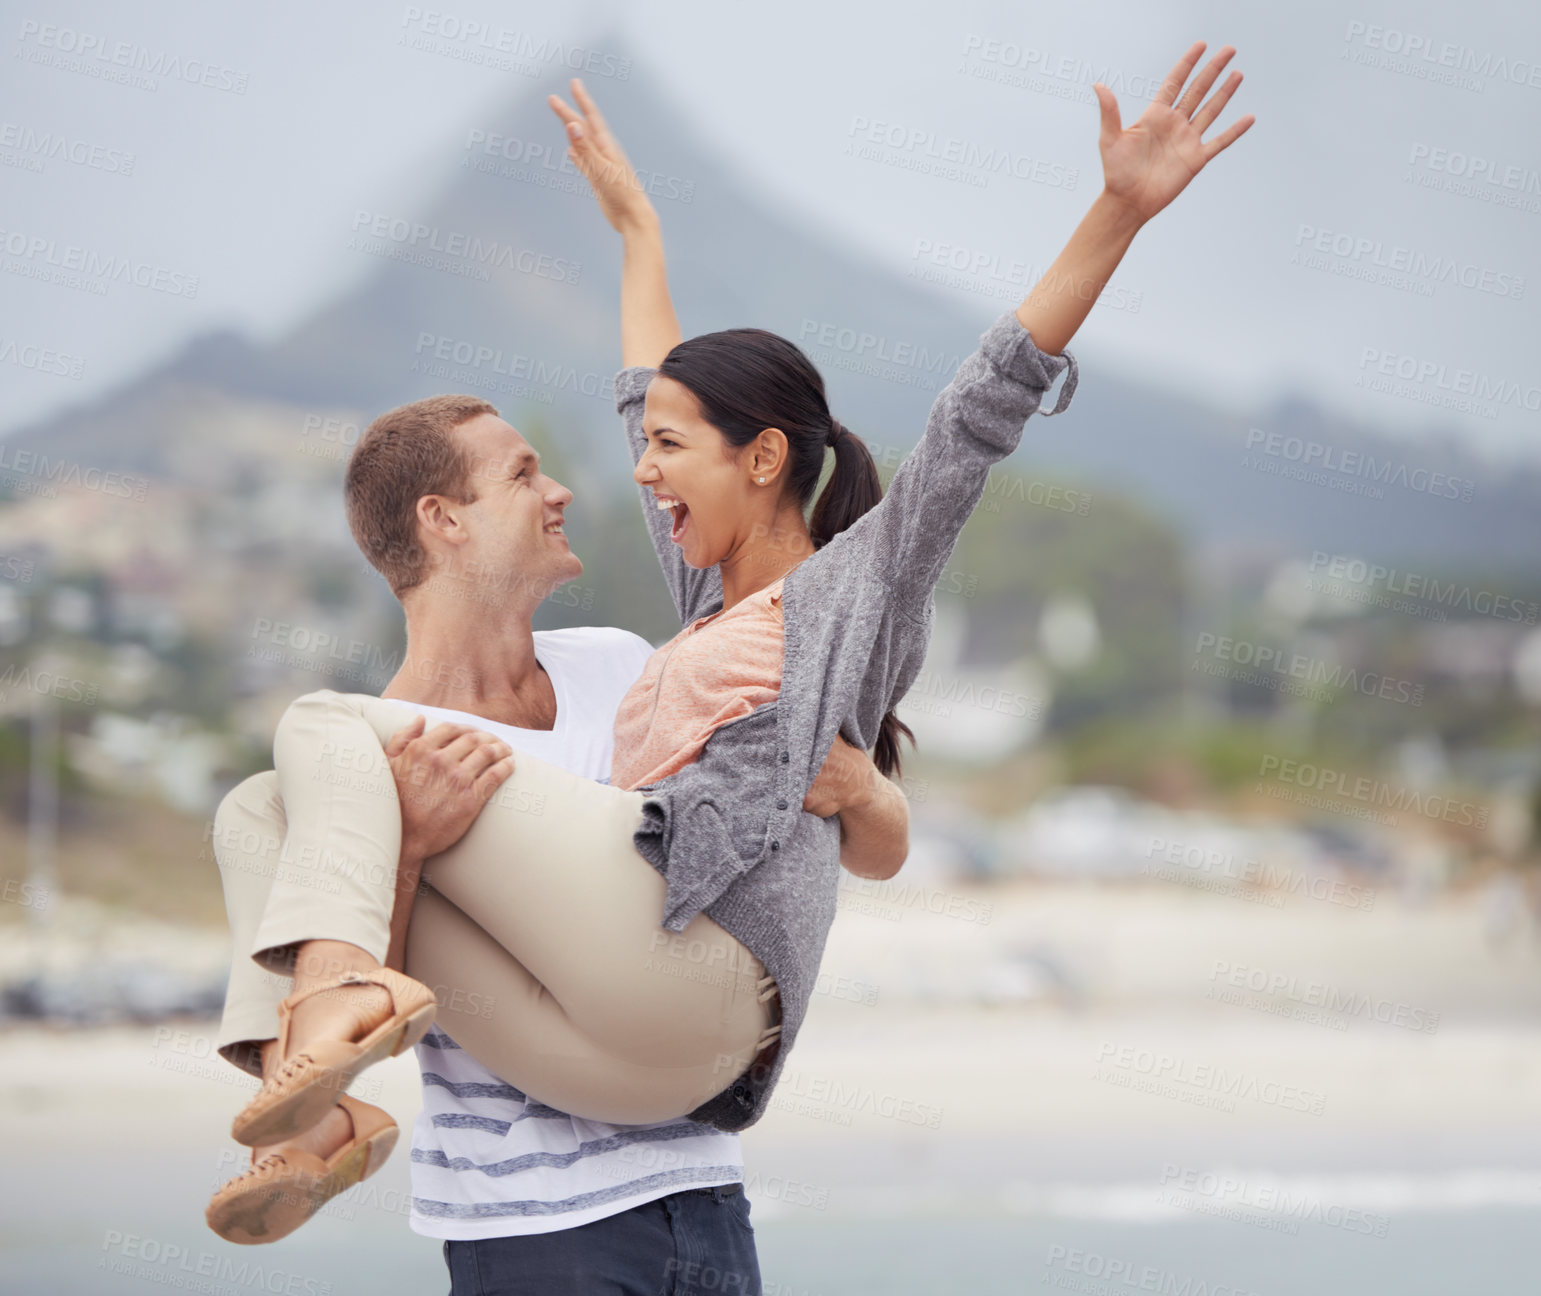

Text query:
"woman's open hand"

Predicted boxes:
[[1093, 41, 1255, 226], [548, 78, 655, 234]]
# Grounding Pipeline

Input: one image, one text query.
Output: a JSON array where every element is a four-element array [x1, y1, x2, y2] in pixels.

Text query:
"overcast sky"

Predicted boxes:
[[4, 0, 1537, 461]]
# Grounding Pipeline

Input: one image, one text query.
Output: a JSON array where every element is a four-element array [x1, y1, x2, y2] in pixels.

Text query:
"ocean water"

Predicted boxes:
[[7, 1188, 1538, 1294], [5, 1003, 1539, 1294], [753, 1208, 1540, 1296]]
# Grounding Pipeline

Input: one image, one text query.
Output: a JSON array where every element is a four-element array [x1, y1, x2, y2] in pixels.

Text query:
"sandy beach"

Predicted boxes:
[[4, 879, 1539, 1294]]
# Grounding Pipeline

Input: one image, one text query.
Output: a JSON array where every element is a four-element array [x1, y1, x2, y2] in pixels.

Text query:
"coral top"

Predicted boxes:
[[610, 577, 786, 791]]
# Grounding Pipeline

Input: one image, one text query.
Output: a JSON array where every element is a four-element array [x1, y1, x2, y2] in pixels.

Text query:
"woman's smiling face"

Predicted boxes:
[[635, 374, 758, 568]]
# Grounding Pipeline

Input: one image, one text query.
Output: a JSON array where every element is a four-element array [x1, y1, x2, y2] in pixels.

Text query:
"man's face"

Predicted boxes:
[[436, 413, 582, 605]]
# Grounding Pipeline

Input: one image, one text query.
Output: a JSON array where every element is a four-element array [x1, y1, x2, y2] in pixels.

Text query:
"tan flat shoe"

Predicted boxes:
[[207, 1095, 399, 1245], [231, 966, 436, 1147]]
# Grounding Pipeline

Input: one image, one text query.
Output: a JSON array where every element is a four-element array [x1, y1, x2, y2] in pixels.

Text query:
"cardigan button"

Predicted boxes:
[[770, 841, 780, 851], [776, 798, 788, 811], [779, 751, 789, 763]]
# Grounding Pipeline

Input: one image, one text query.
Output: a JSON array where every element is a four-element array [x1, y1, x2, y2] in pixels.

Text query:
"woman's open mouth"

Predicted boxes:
[[656, 494, 690, 544]]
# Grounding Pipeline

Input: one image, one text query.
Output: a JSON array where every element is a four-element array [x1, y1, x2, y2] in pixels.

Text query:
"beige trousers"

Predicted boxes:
[[211, 689, 780, 1125]]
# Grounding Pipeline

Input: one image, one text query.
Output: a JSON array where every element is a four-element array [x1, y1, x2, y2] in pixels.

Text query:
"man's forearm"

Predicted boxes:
[[1015, 189, 1145, 356], [838, 774, 910, 881], [620, 212, 683, 369]]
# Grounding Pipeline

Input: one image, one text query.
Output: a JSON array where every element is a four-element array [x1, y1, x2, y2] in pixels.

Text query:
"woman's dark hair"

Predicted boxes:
[[658, 328, 916, 778]]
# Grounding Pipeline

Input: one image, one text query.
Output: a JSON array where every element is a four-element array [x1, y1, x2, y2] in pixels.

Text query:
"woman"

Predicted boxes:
[[209, 42, 1252, 1240]]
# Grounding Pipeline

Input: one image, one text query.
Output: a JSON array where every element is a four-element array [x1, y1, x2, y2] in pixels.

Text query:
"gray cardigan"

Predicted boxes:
[[615, 310, 1079, 1130]]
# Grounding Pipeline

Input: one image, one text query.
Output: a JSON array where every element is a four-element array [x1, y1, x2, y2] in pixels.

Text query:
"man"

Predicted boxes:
[[207, 394, 910, 1294]]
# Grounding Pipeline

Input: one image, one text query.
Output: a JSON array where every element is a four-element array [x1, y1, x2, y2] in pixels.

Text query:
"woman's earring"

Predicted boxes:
[[758, 476, 766, 484]]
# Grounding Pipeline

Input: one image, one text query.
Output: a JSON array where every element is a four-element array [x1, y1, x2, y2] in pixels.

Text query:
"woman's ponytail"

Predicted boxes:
[[809, 420, 882, 549], [810, 419, 915, 780]]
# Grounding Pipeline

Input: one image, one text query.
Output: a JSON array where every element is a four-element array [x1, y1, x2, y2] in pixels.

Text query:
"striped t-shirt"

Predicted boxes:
[[400, 625, 744, 1240]]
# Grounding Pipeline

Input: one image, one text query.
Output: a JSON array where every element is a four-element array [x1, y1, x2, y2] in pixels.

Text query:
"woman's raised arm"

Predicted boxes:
[[548, 79, 682, 368], [548, 80, 721, 626], [822, 41, 1255, 611], [1017, 41, 1254, 356]]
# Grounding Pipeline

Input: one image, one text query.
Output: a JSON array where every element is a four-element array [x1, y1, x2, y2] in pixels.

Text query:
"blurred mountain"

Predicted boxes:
[[4, 46, 1540, 567]]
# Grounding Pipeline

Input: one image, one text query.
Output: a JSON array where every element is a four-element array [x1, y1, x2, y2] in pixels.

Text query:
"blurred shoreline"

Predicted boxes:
[[5, 877, 1539, 1294]]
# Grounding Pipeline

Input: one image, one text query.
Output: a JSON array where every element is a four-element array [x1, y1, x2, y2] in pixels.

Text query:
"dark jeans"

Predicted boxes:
[[442, 1184, 762, 1296]]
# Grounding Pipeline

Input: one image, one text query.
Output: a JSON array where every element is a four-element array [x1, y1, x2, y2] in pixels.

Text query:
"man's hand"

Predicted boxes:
[[384, 716, 515, 863], [805, 735, 910, 881], [803, 735, 881, 818]]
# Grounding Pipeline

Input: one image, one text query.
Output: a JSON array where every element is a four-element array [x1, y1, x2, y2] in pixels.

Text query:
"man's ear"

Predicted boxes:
[[416, 495, 443, 538], [416, 494, 469, 548]]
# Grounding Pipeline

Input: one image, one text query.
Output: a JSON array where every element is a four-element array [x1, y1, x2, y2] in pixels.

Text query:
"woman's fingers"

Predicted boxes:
[[549, 78, 653, 232], [570, 78, 618, 152], [1092, 83, 1123, 152], [549, 83, 616, 162], [549, 92, 604, 170], [1202, 104, 1256, 162], [1175, 45, 1236, 119], [1189, 70, 1238, 134], [548, 99, 605, 172], [547, 92, 581, 128], [1193, 71, 1249, 144], [1154, 40, 1207, 108]]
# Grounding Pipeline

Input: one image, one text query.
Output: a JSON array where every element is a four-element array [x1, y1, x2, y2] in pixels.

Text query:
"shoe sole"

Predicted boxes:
[[206, 1124, 400, 1246], [231, 1001, 435, 1148]]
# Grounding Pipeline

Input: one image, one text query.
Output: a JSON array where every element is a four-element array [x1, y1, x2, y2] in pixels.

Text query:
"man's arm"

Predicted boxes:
[[382, 716, 514, 970], [804, 735, 910, 881], [378, 713, 906, 967], [835, 772, 910, 882]]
